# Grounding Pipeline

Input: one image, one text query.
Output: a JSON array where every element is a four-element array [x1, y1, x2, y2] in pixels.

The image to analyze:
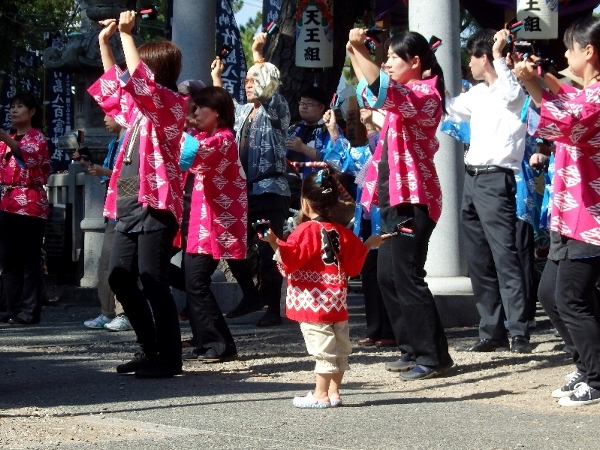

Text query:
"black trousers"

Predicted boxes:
[[362, 249, 394, 341], [538, 257, 600, 389], [515, 220, 537, 321], [185, 253, 237, 356], [0, 211, 46, 323], [377, 204, 450, 367], [462, 172, 528, 340], [228, 199, 288, 316], [108, 226, 182, 367]]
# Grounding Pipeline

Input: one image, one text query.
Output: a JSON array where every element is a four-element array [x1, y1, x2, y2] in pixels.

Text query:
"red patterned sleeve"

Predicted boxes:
[[277, 222, 321, 274], [20, 130, 50, 173], [338, 227, 368, 277]]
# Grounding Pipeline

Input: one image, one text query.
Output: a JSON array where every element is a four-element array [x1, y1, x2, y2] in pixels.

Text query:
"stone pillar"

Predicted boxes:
[[79, 173, 107, 287], [171, 1, 216, 84], [409, 0, 468, 279]]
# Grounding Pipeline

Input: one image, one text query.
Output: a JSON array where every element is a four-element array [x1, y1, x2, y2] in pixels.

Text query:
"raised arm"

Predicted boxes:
[[118, 11, 142, 76], [211, 58, 224, 88], [346, 41, 363, 81], [98, 19, 118, 72], [348, 28, 380, 85], [514, 60, 544, 107], [252, 32, 267, 64]]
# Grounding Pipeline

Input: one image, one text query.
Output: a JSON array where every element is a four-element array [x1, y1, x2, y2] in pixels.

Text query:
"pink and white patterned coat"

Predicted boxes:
[[358, 74, 443, 222], [186, 128, 248, 259], [0, 129, 50, 219], [88, 63, 186, 222], [535, 82, 600, 246]]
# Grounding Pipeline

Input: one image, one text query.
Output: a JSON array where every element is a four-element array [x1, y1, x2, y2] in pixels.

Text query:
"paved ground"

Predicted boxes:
[[0, 290, 598, 450]]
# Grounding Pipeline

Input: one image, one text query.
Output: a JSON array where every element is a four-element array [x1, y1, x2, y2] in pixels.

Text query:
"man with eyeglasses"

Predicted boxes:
[[285, 87, 341, 210]]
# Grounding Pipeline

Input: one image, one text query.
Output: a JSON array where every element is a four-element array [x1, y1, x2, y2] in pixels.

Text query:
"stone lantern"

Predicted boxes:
[[43, 0, 143, 160]]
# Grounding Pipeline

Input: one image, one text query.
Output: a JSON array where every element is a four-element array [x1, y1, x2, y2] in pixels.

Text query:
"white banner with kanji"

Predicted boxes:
[[295, 0, 334, 68], [516, 0, 558, 40]]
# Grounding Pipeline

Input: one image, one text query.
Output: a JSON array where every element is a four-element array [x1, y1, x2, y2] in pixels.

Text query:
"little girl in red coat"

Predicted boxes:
[[260, 167, 381, 408]]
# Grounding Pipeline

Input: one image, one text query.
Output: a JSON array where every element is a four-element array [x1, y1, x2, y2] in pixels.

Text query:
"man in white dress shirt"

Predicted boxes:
[[445, 28, 531, 353]]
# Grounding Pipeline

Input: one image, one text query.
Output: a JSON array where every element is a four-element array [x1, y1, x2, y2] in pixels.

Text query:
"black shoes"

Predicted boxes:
[[455, 337, 532, 353], [134, 362, 183, 379], [225, 301, 263, 319], [116, 352, 149, 374], [256, 312, 282, 327], [183, 347, 238, 363], [385, 354, 416, 372], [7, 316, 39, 325], [399, 359, 454, 381], [455, 338, 510, 352], [197, 348, 238, 363], [117, 352, 183, 378], [511, 335, 532, 353], [0, 313, 16, 323]]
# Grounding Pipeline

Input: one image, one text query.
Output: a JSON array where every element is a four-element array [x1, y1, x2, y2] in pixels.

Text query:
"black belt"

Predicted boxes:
[[465, 164, 514, 176]]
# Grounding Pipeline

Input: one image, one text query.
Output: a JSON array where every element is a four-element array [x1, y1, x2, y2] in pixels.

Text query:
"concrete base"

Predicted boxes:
[[53, 276, 479, 329], [54, 283, 244, 316], [350, 276, 478, 329]]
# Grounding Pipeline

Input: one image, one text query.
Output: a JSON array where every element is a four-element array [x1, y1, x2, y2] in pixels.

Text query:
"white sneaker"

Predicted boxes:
[[84, 314, 112, 329], [104, 315, 133, 332], [558, 383, 600, 407], [552, 370, 585, 398]]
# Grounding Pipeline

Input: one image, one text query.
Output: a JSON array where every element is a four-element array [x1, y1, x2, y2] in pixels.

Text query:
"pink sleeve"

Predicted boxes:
[[122, 61, 186, 146], [537, 84, 600, 148], [87, 65, 129, 127], [368, 73, 442, 124], [189, 130, 236, 173]]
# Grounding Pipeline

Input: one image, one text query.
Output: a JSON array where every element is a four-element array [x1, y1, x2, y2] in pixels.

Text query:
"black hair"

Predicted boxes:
[[300, 86, 328, 106], [386, 31, 447, 114], [563, 16, 600, 53], [301, 165, 339, 221], [191, 86, 235, 130], [466, 29, 496, 61], [10, 91, 43, 129]]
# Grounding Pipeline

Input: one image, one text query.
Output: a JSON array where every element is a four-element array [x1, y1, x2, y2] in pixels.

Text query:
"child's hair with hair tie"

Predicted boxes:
[[301, 165, 339, 220]]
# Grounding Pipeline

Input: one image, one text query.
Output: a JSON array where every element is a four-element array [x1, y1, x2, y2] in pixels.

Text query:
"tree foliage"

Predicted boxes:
[[239, 10, 263, 69], [137, 0, 169, 42], [0, 0, 78, 85]]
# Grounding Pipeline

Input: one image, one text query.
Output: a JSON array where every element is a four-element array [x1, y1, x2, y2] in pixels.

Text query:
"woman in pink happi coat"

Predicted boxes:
[[516, 16, 600, 407], [347, 28, 452, 381], [180, 86, 247, 363], [87, 10, 186, 379], [0, 92, 50, 325]]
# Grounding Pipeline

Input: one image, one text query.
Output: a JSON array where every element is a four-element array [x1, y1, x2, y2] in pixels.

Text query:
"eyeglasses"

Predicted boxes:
[[243, 78, 255, 86], [299, 101, 320, 108]]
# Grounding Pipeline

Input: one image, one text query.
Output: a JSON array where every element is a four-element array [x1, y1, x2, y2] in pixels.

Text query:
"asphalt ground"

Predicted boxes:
[[0, 291, 598, 450]]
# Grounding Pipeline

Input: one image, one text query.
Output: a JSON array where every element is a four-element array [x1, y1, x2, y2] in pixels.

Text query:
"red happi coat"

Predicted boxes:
[[0, 129, 50, 219], [277, 220, 368, 323], [359, 74, 443, 222], [186, 128, 248, 259], [87, 63, 186, 222], [535, 82, 600, 246]]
